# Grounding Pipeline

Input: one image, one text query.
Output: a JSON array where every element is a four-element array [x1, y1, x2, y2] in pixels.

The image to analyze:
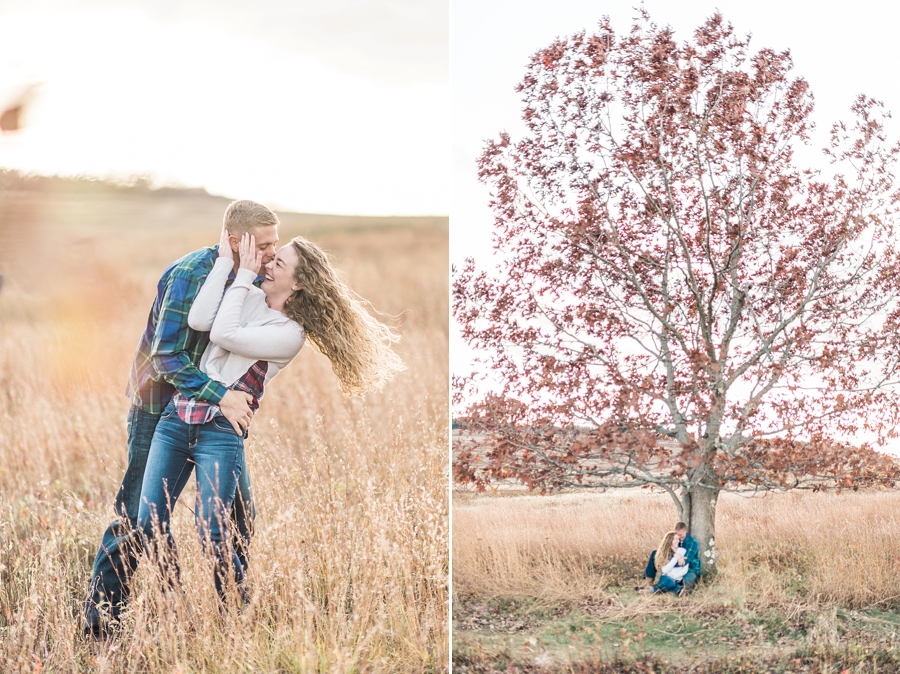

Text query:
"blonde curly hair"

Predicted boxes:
[[282, 236, 405, 396], [654, 531, 679, 576]]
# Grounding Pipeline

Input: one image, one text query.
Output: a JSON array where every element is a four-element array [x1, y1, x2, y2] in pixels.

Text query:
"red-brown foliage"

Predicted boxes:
[[453, 11, 900, 568]]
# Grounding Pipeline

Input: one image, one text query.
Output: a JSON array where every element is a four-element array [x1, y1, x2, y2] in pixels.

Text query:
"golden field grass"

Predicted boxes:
[[453, 488, 900, 672], [0, 178, 448, 672]]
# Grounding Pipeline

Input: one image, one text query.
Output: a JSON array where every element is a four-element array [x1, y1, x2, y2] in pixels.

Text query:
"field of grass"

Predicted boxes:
[[453, 488, 900, 672], [0, 178, 448, 672]]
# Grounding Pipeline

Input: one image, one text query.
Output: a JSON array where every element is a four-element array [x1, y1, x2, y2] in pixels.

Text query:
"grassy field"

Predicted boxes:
[[0, 176, 448, 672], [453, 488, 900, 673]]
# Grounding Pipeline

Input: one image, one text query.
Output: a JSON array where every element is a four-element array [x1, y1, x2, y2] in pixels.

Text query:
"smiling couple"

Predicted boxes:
[[84, 200, 404, 637]]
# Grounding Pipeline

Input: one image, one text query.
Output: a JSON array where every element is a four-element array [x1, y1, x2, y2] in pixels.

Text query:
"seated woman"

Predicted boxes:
[[639, 531, 689, 594], [136, 228, 403, 602]]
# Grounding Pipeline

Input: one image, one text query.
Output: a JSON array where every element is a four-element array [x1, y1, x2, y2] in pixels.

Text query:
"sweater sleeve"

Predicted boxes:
[[188, 257, 234, 331], [660, 548, 687, 576], [667, 563, 690, 581], [209, 268, 305, 360]]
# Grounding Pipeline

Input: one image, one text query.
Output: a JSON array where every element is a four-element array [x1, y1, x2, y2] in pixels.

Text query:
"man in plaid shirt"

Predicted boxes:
[[84, 200, 279, 636]]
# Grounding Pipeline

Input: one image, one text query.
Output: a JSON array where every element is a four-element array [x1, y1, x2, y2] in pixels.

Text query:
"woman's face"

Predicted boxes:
[[262, 244, 300, 299], [670, 536, 679, 552]]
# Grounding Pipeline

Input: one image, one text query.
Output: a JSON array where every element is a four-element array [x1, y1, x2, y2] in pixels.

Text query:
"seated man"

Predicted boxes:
[[642, 521, 701, 594]]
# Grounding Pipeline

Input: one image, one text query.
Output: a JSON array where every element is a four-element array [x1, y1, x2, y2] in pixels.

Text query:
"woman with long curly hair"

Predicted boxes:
[[279, 235, 403, 395], [135, 227, 404, 603]]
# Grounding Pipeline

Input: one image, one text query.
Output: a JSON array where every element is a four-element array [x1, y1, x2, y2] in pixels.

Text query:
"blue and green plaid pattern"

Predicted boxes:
[[127, 246, 228, 414], [682, 534, 702, 575], [171, 360, 268, 426]]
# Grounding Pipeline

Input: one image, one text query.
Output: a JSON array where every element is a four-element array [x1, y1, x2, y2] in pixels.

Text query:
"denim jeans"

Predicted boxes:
[[137, 407, 246, 601], [85, 404, 255, 630], [681, 570, 699, 593], [643, 549, 658, 580], [654, 575, 682, 593]]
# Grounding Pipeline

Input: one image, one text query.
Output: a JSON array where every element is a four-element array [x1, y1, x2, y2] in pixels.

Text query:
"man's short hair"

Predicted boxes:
[[223, 200, 279, 235], [674, 522, 688, 532]]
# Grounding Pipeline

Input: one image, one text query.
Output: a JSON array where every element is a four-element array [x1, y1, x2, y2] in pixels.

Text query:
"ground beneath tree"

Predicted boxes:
[[453, 591, 900, 673]]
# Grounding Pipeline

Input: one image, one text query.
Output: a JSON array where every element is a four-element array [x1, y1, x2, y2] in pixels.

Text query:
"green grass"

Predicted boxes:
[[453, 590, 900, 673]]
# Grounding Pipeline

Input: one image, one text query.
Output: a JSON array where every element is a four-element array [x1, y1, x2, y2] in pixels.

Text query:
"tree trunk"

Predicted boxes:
[[683, 484, 719, 576]]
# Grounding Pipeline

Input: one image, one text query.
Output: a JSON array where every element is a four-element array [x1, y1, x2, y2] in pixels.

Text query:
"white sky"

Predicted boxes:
[[0, 0, 449, 216], [452, 0, 900, 450]]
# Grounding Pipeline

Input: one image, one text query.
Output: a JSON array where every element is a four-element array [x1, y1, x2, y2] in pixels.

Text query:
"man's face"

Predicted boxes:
[[676, 529, 687, 542], [248, 225, 278, 265]]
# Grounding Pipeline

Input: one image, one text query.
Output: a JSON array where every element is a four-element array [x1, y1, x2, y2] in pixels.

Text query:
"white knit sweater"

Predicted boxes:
[[660, 547, 690, 582], [188, 258, 305, 389]]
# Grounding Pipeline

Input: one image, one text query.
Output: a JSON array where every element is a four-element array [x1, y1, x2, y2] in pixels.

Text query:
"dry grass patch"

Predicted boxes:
[[453, 488, 900, 670], [0, 185, 448, 673], [454, 488, 900, 608]]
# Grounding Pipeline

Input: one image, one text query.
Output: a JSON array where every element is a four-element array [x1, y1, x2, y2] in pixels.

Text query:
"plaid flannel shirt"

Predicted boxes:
[[172, 360, 268, 426], [682, 534, 702, 575], [126, 245, 262, 414]]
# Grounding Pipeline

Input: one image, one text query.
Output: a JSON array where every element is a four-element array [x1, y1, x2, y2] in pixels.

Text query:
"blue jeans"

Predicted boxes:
[[643, 550, 658, 580], [654, 575, 682, 593], [85, 405, 255, 630], [137, 407, 246, 601]]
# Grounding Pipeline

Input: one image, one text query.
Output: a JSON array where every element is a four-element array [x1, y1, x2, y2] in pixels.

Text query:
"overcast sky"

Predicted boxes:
[[0, 0, 448, 215]]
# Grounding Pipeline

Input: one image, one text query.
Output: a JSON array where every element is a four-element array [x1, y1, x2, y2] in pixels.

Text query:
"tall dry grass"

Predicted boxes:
[[0, 188, 448, 672], [453, 489, 900, 609]]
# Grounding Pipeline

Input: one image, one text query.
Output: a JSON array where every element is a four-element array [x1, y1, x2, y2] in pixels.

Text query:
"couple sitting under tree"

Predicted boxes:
[[638, 521, 701, 596]]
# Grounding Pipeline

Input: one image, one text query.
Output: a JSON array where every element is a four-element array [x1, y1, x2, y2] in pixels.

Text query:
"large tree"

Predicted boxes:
[[454, 12, 900, 573]]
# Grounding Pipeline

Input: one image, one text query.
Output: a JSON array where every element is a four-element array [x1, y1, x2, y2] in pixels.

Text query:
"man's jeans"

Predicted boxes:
[[137, 408, 246, 601], [85, 405, 254, 628], [643, 550, 658, 580]]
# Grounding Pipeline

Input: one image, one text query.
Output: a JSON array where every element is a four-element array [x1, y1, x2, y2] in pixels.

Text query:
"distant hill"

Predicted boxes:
[[0, 170, 447, 238]]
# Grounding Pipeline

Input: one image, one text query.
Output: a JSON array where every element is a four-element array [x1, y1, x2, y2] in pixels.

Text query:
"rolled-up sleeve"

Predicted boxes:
[[150, 272, 229, 404]]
